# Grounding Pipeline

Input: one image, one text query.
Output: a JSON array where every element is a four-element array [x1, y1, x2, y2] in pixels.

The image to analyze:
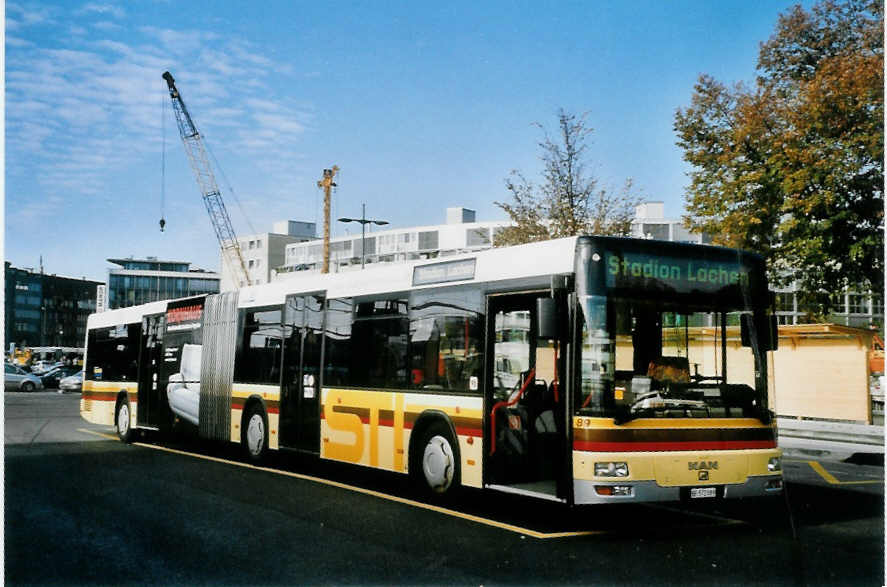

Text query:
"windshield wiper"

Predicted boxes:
[[630, 391, 708, 415]]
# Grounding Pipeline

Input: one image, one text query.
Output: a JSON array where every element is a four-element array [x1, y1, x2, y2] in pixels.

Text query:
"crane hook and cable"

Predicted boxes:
[[160, 88, 167, 232]]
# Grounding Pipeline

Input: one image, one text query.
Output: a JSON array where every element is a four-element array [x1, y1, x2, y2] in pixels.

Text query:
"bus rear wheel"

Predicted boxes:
[[242, 403, 268, 463], [412, 420, 460, 497], [116, 397, 133, 443]]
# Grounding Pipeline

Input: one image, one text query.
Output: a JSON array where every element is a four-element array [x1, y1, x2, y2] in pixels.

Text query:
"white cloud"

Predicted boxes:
[[79, 3, 125, 19], [245, 98, 283, 113], [139, 26, 219, 56], [94, 20, 123, 31], [6, 14, 311, 231], [6, 35, 33, 47], [6, 2, 56, 30], [252, 112, 305, 135]]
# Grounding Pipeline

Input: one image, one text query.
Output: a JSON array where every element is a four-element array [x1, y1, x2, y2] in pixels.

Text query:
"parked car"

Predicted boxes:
[[59, 371, 83, 393], [41, 365, 81, 389], [31, 360, 63, 375], [5, 364, 44, 392]]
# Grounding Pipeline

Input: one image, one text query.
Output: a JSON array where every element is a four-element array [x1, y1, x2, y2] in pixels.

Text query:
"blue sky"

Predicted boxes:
[[5, 1, 804, 282]]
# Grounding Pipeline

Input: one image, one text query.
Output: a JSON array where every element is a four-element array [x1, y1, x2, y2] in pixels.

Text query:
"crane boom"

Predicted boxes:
[[162, 71, 251, 287]]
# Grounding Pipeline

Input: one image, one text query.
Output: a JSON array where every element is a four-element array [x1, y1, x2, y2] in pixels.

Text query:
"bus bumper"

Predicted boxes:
[[574, 473, 784, 505]]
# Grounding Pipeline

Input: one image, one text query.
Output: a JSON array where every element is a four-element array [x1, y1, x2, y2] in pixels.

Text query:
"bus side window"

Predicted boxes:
[[234, 308, 283, 385], [85, 325, 140, 382], [351, 298, 410, 389], [323, 299, 353, 387], [409, 288, 484, 393]]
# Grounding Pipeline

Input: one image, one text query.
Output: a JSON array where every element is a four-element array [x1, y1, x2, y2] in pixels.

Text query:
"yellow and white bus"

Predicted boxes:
[[81, 236, 783, 504]]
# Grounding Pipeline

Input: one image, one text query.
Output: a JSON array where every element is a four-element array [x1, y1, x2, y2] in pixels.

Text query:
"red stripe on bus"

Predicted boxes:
[[320, 412, 481, 437], [454, 426, 483, 438], [573, 440, 777, 452], [82, 393, 136, 403], [230, 405, 279, 414]]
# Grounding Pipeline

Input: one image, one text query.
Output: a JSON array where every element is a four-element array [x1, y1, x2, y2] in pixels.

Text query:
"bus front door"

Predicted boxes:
[[486, 293, 566, 501], [137, 313, 166, 428], [280, 293, 325, 452]]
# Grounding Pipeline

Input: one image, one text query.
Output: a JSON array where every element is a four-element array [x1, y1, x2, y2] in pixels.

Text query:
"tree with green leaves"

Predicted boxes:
[[495, 109, 641, 246], [675, 0, 883, 318]]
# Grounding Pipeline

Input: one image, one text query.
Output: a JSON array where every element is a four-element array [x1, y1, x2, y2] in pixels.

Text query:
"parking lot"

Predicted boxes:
[[5, 391, 884, 585]]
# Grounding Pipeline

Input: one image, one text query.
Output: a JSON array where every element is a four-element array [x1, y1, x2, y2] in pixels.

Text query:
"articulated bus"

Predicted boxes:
[[81, 236, 783, 505]]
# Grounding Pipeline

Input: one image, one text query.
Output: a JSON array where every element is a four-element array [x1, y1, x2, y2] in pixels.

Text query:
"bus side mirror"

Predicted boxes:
[[537, 297, 559, 340], [741, 314, 778, 351]]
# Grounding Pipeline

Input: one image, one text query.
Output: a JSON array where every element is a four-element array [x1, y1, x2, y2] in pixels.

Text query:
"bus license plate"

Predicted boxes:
[[690, 487, 717, 499]]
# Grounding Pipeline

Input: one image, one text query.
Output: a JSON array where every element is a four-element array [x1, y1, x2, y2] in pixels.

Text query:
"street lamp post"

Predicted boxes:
[[337, 204, 389, 269]]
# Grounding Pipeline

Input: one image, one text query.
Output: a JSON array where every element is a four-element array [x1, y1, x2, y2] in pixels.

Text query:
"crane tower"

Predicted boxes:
[[162, 71, 251, 287]]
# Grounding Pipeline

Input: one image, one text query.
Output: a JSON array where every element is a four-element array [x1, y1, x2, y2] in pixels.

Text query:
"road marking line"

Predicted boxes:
[[79, 429, 601, 539], [78, 428, 118, 441], [806, 460, 882, 485]]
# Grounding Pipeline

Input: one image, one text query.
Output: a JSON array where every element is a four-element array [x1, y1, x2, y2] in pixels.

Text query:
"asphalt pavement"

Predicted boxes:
[[5, 391, 884, 585]]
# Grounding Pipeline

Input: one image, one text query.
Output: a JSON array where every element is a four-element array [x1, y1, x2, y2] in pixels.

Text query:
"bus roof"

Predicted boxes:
[[86, 236, 762, 329], [86, 237, 580, 328], [240, 236, 580, 309]]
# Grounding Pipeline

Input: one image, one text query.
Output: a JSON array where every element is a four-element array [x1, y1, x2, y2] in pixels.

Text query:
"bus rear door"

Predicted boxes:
[[137, 313, 166, 428]]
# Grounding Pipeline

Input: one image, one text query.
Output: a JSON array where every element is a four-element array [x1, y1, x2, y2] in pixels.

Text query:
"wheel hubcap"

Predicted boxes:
[[118, 403, 129, 435], [247, 414, 265, 456], [422, 435, 454, 492]]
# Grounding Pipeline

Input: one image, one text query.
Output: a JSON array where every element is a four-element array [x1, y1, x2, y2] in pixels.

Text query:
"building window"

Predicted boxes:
[[466, 227, 490, 247], [830, 293, 846, 314], [256, 239, 262, 249], [848, 293, 867, 314], [641, 223, 670, 241], [775, 292, 795, 313], [418, 231, 439, 251]]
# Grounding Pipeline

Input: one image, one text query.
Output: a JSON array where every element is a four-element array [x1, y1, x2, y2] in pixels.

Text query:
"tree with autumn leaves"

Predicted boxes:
[[675, 0, 883, 318]]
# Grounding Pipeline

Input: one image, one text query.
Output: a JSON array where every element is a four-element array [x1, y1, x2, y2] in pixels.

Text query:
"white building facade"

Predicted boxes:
[[275, 207, 511, 278], [220, 220, 317, 290], [630, 201, 711, 244]]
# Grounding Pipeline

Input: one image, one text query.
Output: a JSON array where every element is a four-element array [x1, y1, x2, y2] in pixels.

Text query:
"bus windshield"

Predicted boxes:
[[577, 295, 769, 422]]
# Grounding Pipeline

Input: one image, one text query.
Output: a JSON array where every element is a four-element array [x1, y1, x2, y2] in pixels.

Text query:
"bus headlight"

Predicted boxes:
[[594, 461, 629, 477], [768, 457, 782, 472]]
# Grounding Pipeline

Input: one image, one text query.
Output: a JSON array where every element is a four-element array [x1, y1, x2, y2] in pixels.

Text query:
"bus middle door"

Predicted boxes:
[[280, 293, 324, 452]]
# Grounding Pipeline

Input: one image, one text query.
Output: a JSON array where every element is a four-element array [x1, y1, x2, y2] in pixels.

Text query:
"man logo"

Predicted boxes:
[[698, 470, 709, 481]]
